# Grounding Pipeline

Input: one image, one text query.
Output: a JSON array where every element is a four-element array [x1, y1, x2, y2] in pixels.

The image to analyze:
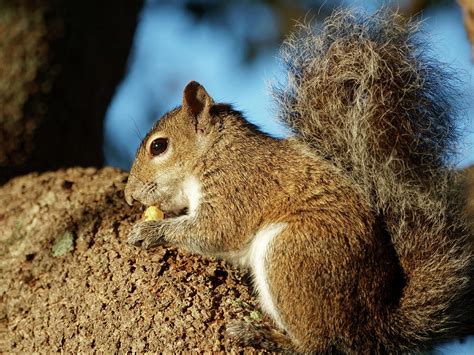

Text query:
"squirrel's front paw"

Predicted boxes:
[[127, 221, 164, 250]]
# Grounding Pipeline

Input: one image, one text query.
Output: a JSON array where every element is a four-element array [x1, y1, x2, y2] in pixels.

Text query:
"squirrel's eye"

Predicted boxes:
[[149, 138, 168, 156]]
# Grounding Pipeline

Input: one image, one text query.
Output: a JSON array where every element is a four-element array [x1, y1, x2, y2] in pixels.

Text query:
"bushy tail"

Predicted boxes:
[[273, 9, 473, 350]]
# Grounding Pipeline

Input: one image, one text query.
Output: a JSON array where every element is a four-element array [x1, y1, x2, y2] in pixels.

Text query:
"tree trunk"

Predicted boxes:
[[0, 167, 266, 352], [0, 1, 141, 183], [459, 0, 474, 60]]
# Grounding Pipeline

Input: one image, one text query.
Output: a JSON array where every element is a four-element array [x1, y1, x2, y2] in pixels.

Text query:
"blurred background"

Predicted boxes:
[[0, 0, 473, 352], [1, 0, 473, 178], [104, 0, 474, 172]]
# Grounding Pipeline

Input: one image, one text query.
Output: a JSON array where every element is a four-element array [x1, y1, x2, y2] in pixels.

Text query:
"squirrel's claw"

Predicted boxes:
[[127, 221, 165, 250], [126, 224, 144, 247]]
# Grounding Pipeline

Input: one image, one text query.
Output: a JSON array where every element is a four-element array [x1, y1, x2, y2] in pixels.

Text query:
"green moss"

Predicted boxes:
[[249, 310, 263, 322], [52, 231, 75, 257], [228, 298, 251, 309]]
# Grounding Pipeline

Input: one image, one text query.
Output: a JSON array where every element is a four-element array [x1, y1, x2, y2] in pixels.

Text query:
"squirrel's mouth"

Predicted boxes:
[[162, 207, 188, 219], [151, 203, 188, 218], [154, 197, 189, 218], [141, 205, 187, 221]]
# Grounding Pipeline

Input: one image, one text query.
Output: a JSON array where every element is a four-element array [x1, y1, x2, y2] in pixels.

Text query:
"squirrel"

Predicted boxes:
[[124, 9, 473, 353]]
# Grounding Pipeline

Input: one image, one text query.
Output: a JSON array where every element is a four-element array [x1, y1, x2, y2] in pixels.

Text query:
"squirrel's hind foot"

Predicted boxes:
[[226, 319, 294, 353]]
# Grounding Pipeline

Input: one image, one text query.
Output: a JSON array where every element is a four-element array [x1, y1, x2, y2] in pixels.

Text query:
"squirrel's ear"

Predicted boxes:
[[182, 81, 214, 117]]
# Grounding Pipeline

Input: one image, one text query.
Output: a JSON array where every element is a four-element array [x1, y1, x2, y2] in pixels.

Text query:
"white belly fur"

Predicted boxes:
[[243, 223, 287, 330]]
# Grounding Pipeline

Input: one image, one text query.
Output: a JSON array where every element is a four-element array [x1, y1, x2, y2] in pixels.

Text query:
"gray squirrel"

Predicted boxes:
[[124, 9, 473, 353]]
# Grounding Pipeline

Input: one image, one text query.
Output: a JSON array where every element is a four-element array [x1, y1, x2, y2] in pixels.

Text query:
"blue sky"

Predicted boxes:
[[104, 2, 474, 351]]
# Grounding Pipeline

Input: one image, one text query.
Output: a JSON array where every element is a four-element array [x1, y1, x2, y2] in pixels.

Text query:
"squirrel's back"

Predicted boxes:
[[273, 9, 473, 351]]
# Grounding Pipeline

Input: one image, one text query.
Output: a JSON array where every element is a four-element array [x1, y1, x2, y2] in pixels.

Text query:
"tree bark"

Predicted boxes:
[[0, 167, 266, 352], [0, 1, 142, 183], [459, 0, 474, 61]]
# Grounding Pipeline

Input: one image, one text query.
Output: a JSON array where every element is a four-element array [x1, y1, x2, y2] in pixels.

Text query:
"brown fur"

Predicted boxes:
[[273, 9, 473, 351], [124, 9, 473, 354], [126, 101, 402, 352]]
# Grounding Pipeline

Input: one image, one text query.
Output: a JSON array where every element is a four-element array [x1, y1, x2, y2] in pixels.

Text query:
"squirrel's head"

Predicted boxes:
[[124, 81, 220, 216]]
